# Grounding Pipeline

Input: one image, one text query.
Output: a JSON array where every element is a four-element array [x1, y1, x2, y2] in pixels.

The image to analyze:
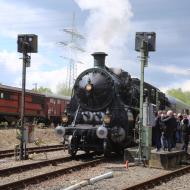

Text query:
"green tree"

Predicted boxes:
[[167, 88, 190, 105], [56, 83, 72, 96], [32, 86, 53, 94]]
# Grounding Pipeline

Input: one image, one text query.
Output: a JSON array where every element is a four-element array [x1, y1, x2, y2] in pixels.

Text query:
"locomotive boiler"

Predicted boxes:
[[55, 52, 169, 156]]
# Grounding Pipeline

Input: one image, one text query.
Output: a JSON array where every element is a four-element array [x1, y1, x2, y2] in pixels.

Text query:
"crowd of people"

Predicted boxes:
[[153, 110, 190, 153]]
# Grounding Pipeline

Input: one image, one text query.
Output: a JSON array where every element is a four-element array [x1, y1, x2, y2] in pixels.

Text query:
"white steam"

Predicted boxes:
[[75, 0, 133, 68]]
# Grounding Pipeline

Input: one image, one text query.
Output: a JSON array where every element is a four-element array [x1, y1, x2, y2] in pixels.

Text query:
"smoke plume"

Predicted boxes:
[[75, 0, 133, 67]]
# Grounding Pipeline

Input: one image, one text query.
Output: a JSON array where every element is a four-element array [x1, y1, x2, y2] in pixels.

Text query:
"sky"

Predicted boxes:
[[0, 0, 190, 93]]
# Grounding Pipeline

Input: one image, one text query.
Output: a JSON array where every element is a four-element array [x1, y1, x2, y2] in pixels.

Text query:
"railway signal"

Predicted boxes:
[[135, 32, 156, 163], [17, 34, 38, 160]]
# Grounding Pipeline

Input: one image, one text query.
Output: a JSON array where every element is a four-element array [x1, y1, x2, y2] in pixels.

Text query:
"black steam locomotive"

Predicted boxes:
[[55, 52, 185, 156]]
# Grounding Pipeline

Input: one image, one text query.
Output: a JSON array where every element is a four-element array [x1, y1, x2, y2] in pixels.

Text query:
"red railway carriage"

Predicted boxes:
[[0, 84, 45, 124], [45, 94, 70, 125], [0, 84, 70, 126]]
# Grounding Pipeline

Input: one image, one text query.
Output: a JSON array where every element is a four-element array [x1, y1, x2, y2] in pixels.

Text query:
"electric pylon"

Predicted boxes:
[[58, 12, 85, 90]]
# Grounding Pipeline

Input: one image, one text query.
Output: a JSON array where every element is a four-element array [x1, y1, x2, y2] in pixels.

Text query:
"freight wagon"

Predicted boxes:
[[0, 84, 70, 126]]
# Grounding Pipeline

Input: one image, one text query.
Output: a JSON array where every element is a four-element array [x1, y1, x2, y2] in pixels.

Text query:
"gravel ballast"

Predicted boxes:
[[0, 150, 68, 169], [150, 172, 190, 190], [22, 161, 170, 190]]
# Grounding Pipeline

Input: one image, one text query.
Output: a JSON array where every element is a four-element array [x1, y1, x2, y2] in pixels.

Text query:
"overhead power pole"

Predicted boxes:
[[58, 12, 85, 90], [33, 83, 38, 91]]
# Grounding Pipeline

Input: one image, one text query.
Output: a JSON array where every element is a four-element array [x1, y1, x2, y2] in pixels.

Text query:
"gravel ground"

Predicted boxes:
[[0, 150, 68, 169], [0, 157, 83, 185], [150, 172, 190, 190], [0, 128, 61, 149], [1, 129, 189, 190], [22, 160, 170, 190]]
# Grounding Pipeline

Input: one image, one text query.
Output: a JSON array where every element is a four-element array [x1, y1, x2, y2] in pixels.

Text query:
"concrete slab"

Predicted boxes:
[[124, 147, 138, 162], [149, 149, 186, 169], [124, 147, 187, 170]]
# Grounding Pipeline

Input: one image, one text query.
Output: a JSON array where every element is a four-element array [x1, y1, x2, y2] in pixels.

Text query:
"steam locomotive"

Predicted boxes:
[[55, 52, 190, 156]]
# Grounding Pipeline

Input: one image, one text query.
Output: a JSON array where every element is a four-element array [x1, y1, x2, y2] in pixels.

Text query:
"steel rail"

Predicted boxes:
[[0, 145, 66, 159], [0, 153, 96, 176], [123, 165, 190, 190], [0, 157, 105, 190], [0, 144, 65, 154]]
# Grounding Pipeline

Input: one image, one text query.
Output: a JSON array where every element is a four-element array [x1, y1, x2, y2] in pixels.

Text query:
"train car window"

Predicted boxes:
[[32, 96, 44, 105], [50, 98, 54, 103], [57, 100, 61, 104], [5, 92, 11, 99], [0, 92, 11, 99]]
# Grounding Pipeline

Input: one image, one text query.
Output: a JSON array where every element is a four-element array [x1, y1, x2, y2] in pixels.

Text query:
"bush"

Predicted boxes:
[[0, 121, 8, 128], [37, 123, 46, 128]]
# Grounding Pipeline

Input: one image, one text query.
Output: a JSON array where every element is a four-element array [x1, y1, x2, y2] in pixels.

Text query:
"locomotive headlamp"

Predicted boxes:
[[86, 83, 93, 91], [103, 115, 111, 124], [85, 79, 93, 92], [62, 114, 68, 123]]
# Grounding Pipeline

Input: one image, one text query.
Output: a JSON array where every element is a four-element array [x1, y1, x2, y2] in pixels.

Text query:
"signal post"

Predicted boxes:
[[135, 32, 156, 163], [17, 34, 38, 160]]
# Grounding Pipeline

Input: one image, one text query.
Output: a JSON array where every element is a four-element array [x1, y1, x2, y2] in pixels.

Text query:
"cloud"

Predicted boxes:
[[160, 79, 190, 92], [0, 1, 70, 92], [0, 50, 20, 73], [72, 0, 190, 94], [0, 49, 67, 92], [0, 0, 189, 95], [0, 50, 54, 72], [75, 0, 133, 66], [11, 68, 68, 93], [0, 0, 67, 50], [152, 64, 190, 76], [27, 68, 67, 92]]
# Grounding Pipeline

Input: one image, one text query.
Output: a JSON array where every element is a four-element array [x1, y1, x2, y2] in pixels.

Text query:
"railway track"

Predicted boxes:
[[0, 144, 66, 159], [123, 165, 190, 190], [0, 153, 96, 176], [0, 155, 105, 190]]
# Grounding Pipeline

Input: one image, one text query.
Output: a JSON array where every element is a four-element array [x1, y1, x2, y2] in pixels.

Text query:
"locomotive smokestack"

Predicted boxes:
[[92, 52, 108, 68]]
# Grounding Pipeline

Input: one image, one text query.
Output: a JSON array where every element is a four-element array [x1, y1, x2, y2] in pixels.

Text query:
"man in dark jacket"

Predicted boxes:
[[181, 118, 190, 153], [154, 111, 162, 151], [161, 110, 177, 152], [176, 114, 183, 143]]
